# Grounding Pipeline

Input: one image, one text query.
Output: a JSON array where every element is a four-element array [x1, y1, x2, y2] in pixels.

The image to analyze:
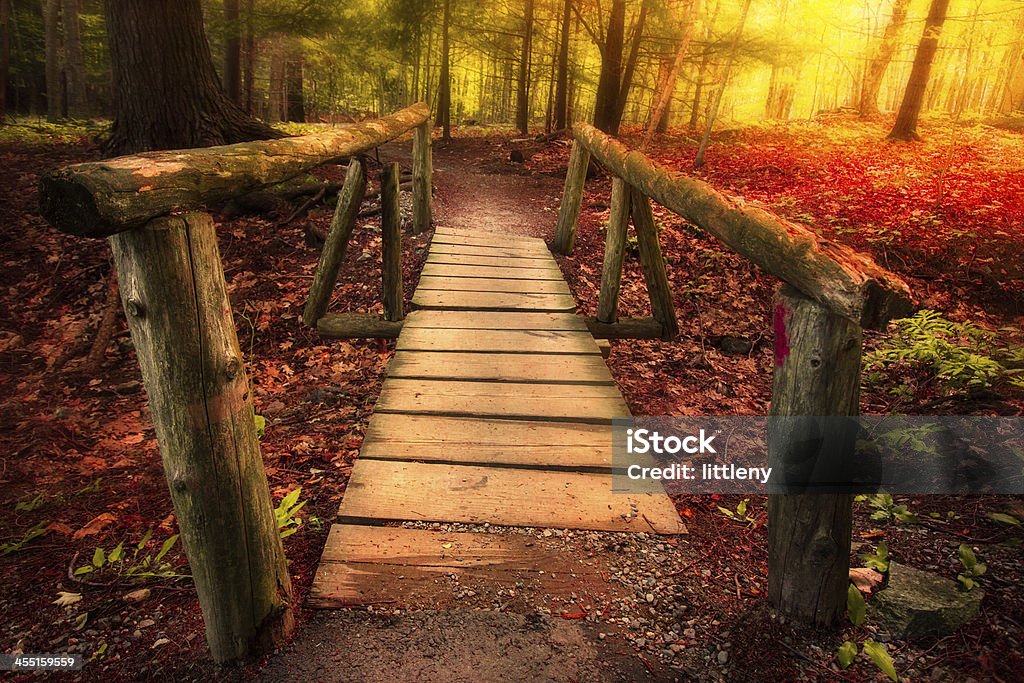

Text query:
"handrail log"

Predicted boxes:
[[572, 123, 912, 330], [40, 102, 430, 238]]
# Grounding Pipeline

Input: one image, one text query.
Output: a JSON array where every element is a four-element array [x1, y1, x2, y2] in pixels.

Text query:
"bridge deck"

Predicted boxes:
[[310, 226, 685, 607]]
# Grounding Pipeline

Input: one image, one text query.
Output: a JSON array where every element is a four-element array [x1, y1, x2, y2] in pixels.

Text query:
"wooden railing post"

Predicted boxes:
[[768, 285, 861, 626], [553, 139, 591, 255], [302, 158, 367, 327], [412, 120, 433, 234], [597, 177, 630, 323], [109, 212, 294, 663], [629, 188, 679, 341], [381, 163, 404, 322]]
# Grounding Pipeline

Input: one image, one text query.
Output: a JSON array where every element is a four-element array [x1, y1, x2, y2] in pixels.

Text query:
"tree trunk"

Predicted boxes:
[[768, 286, 861, 626], [0, 0, 9, 123], [694, 0, 752, 168], [554, 0, 571, 131], [859, 0, 910, 116], [61, 0, 87, 117], [101, 0, 281, 155], [516, 0, 534, 134], [242, 0, 254, 113], [223, 0, 241, 105], [887, 0, 950, 141], [593, 0, 625, 133], [438, 0, 452, 140], [644, 0, 696, 148], [267, 37, 286, 123], [43, 0, 62, 120], [381, 163, 404, 322], [286, 52, 305, 122], [110, 212, 295, 663], [610, 0, 650, 133]]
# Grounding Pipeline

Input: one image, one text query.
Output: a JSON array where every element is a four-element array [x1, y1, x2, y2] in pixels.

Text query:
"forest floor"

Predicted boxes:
[[0, 114, 1022, 681]]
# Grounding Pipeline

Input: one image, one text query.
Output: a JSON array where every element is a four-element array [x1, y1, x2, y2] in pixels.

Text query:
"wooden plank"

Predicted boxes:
[[417, 276, 571, 295], [396, 328, 600, 354], [430, 243, 552, 259], [412, 290, 576, 312], [388, 351, 614, 384], [427, 254, 561, 269], [375, 379, 629, 421], [435, 226, 547, 245], [402, 310, 588, 331], [337, 460, 687, 534], [432, 233, 548, 251], [308, 524, 617, 608], [421, 263, 564, 281]]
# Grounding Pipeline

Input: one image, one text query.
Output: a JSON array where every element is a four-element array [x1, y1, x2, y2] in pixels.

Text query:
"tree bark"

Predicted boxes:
[[61, 0, 87, 117], [438, 0, 452, 140], [242, 0, 255, 113], [381, 163, 404, 322], [630, 189, 679, 340], [0, 0, 9, 123], [644, 0, 696, 149], [412, 121, 434, 234], [285, 50, 305, 122], [516, 0, 534, 135], [859, 0, 910, 116], [109, 212, 294, 662], [317, 313, 404, 339], [888, 0, 950, 141], [224, 0, 242, 105], [101, 0, 282, 156], [611, 0, 650, 133], [554, 0, 571, 131], [43, 0, 62, 120], [768, 285, 861, 626], [552, 139, 591, 254], [593, 0, 625, 133], [597, 177, 630, 323], [40, 102, 430, 237], [573, 123, 912, 329]]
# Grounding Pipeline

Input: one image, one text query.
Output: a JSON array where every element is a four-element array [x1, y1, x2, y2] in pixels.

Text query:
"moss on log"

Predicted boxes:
[[40, 103, 429, 238]]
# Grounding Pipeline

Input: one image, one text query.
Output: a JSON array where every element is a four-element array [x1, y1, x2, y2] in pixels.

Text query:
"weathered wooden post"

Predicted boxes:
[[109, 212, 294, 662], [302, 158, 368, 327], [412, 120, 433, 234], [768, 285, 862, 626], [597, 177, 630, 324], [381, 163, 404, 322], [629, 189, 679, 341], [553, 139, 591, 255]]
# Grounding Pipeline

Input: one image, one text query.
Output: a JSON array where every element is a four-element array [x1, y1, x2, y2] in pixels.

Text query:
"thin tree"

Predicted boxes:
[[62, 0, 87, 117], [437, 0, 452, 140], [242, 0, 255, 113], [516, 0, 534, 134], [694, 0, 752, 168], [592, 0, 625, 133], [0, 0, 9, 123], [643, 0, 697, 149], [610, 0, 650, 130], [224, 0, 242, 105], [43, 0, 61, 120], [101, 0, 281, 156], [553, 0, 571, 130], [859, 0, 911, 116], [887, 0, 951, 140]]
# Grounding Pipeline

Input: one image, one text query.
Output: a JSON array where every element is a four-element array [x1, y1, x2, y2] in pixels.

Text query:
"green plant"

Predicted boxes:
[[837, 585, 898, 681], [73, 531, 187, 582], [717, 498, 756, 524], [864, 311, 1010, 393], [957, 544, 986, 591], [859, 541, 890, 573], [987, 511, 1020, 527], [14, 493, 48, 512], [254, 414, 267, 439], [0, 521, 49, 556], [856, 493, 919, 524], [275, 488, 307, 538]]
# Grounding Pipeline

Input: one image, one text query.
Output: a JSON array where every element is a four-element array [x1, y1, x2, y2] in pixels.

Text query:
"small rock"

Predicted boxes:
[[137, 619, 156, 629], [123, 589, 151, 603], [870, 562, 983, 640], [717, 650, 729, 664], [645, 593, 655, 603], [152, 638, 171, 649]]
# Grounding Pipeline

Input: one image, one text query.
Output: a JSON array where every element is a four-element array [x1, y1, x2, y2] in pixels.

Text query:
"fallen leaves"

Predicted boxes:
[[73, 512, 116, 541]]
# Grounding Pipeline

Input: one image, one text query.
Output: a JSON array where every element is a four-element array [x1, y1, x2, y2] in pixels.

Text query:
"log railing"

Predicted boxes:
[[553, 123, 913, 626], [39, 103, 434, 663]]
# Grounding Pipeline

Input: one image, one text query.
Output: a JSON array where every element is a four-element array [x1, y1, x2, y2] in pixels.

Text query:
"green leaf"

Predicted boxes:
[[958, 574, 976, 591], [108, 541, 124, 564], [987, 512, 1021, 526], [155, 535, 179, 563], [73, 565, 93, 576], [863, 640, 898, 681], [958, 543, 977, 571], [847, 584, 866, 627], [281, 487, 301, 511], [254, 414, 266, 439], [736, 499, 748, 517], [137, 529, 153, 552], [717, 506, 736, 518], [836, 640, 858, 669], [92, 546, 105, 568]]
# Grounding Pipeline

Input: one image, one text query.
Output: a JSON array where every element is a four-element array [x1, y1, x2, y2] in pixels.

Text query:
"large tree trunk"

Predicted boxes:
[[554, 0, 571, 130], [610, 0, 650, 133], [0, 0, 9, 122], [644, 0, 696, 148], [515, 0, 534, 134], [438, 0, 452, 140], [223, 0, 242, 105], [101, 0, 281, 156], [43, 0, 62, 120], [61, 0, 87, 117], [593, 0, 625, 133], [887, 0, 950, 141], [286, 52, 305, 122], [859, 0, 910, 116]]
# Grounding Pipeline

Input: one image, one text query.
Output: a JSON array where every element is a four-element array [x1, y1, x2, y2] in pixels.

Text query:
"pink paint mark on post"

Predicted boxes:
[[774, 303, 791, 367]]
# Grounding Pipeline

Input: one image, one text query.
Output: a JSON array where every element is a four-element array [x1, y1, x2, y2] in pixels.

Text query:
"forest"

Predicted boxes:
[[1, 0, 1023, 681]]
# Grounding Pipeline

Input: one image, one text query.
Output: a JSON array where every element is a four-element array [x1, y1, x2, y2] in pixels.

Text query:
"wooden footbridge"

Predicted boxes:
[[40, 103, 912, 664]]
